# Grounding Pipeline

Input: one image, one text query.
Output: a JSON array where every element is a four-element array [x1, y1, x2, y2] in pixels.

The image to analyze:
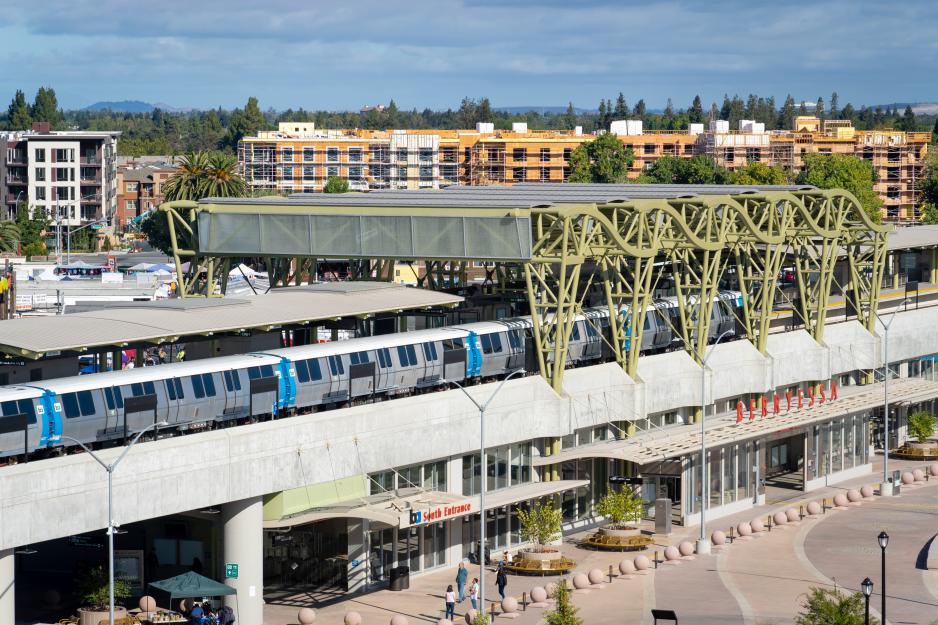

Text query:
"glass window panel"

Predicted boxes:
[[406, 345, 417, 365], [191, 375, 205, 399], [723, 446, 735, 504], [832, 419, 843, 473], [203, 374, 216, 397], [844, 415, 855, 469], [709, 449, 721, 508], [62, 393, 80, 419], [736, 443, 748, 502], [295, 360, 309, 383]]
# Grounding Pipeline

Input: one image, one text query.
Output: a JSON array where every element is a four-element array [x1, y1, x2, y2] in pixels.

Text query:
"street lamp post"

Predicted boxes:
[[861, 577, 873, 625], [61, 421, 167, 625], [878, 530, 889, 625], [697, 329, 733, 556], [442, 368, 525, 615], [877, 299, 910, 496]]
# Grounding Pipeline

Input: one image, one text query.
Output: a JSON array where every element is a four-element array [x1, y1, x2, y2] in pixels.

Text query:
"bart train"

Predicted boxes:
[[0, 292, 743, 460]]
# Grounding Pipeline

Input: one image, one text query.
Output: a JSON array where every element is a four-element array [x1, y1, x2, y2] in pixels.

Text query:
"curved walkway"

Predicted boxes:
[[803, 481, 938, 625]]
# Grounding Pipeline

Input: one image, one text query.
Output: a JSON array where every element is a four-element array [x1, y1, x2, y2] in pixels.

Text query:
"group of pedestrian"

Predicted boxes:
[[444, 559, 509, 619]]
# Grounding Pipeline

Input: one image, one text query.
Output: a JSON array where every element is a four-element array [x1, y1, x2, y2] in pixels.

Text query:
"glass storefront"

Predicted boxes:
[[263, 518, 348, 590]]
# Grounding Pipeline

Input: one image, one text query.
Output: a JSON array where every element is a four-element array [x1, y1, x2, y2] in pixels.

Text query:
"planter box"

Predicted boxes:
[[78, 606, 127, 625], [598, 526, 641, 538], [519, 549, 560, 562]]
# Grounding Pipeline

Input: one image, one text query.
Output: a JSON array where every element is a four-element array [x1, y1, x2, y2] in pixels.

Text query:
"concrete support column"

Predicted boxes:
[[0, 549, 13, 625], [223, 497, 264, 625], [347, 520, 366, 594]]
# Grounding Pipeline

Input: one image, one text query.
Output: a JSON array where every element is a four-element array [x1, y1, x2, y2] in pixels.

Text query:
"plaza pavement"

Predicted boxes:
[[264, 457, 938, 625]]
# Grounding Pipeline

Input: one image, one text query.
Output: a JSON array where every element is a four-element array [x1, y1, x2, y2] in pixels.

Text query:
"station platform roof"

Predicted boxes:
[[534, 377, 938, 467], [0, 282, 462, 359], [887, 224, 938, 251]]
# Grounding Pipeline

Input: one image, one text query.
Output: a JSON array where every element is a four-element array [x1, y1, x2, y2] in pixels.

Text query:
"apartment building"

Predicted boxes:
[[238, 119, 930, 221], [115, 160, 178, 227], [0, 123, 120, 225]]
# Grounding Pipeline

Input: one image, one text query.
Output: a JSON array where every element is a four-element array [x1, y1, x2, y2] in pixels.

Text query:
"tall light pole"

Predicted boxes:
[[61, 421, 167, 625], [861, 577, 873, 625], [442, 368, 525, 615], [697, 329, 733, 556], [877, 299, 909, 496], [878, 531, 889, 625]]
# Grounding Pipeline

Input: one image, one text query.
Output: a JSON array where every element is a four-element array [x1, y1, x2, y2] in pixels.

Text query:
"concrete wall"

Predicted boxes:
[[4, 309, 938, 551]]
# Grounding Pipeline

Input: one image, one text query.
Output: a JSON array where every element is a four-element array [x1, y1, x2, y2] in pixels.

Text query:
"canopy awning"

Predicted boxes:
[[148, 571, 236, 599], [264, 480, 589, 530], [533, 377, 938, 467]]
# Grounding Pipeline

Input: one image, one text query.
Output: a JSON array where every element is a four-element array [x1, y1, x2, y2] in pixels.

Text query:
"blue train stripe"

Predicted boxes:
[[466, 331, 482, 376], [278, 357, 296, 408]]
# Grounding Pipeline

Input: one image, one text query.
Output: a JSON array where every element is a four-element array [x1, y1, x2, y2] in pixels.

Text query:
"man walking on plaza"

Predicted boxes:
[[496, 562, 508, 600], [456, 561, 468, 602]]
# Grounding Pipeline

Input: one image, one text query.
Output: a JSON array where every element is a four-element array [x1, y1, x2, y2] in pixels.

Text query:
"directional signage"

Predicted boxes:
[[225, 563, 239, 579]]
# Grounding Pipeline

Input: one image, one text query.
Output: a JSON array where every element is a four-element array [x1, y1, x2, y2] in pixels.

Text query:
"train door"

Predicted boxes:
[[419, 342, 442, 387], [348, 351, 376, 399], [325, 355, 349, 403], [375, 348, 393, 392], [163, 377, 183, 424], [443, 339, 468, 382]]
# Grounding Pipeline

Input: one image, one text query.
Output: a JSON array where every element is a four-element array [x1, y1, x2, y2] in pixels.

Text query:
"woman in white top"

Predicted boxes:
[[469, 578, 479, 610], [444, 584, 456, 620]]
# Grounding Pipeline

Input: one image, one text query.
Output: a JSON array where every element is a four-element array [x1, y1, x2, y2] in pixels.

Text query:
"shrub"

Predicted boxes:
[[908, 411, 936, 444], [795, 586, 877, 625], [77, 565, 130, 610], [544, 580, 582, 625]]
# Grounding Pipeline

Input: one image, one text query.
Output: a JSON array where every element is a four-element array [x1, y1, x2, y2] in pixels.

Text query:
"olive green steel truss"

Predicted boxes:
[[160, 190, 890, 392]]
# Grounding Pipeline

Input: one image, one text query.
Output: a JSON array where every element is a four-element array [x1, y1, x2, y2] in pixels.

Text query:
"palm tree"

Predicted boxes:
[[162, 151, 210, 202], [198, 152, 247, 198], [0, 221, 21, 253]]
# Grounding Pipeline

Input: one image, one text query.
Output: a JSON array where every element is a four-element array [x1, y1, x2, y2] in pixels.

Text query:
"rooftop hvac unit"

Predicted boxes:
[[476, 122, 495, 134], [610, 119, 643, 136], [710, 119, 730, 133], [511, 122, 528, 133], [688, 123, 704, 135], [574, 126, 583, 136]]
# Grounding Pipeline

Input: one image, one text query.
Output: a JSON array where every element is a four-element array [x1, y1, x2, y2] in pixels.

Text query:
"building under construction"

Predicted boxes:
[[237, 117, 930, 221]]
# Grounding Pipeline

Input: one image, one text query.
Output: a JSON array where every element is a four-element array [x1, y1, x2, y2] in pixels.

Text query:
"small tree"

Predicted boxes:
[[908, 411, 936, 444], [544, 580, 583, 625], [596, 488, 644, 528], [517, 499, 562, 551], [472, 613, 492, 625], [795, 586, 876, 625], [567, 132, 635, 183], [77, 565, 130, 610], [323, 176, 350, 193]]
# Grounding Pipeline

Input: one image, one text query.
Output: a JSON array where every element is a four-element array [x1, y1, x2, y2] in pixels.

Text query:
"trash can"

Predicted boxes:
[[389, 565, 410, 591]]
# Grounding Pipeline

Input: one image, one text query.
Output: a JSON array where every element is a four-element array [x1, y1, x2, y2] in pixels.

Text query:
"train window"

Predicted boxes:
[[422, 343, 439, 361], [350, 351, 370, 365], [104, 387, 116, 410], [77, 391, 95, 416], [490, 334, 503, 353], [406, 344, 417, 364], [442, 338, 464, 350], [191, 375, 205, 399], [261, 365, 275, 378], [570, 324, 581, 341], [584, 323, 598, 338], [328, 355, 345, 376], [203, 374, 216, 397], [231, 371, 242, 391], [247, 367, 259, 380], [1, 400, 37, 424], [62, 393, 81, 419], [294, 360, 310, 384], [480, 334, 493, 354], [131, 383, 143, 396], [396, 346, 410, 366], [643, 315, 653, 330], [224, 370, 234, 391], [113, 387, 123, 408], [307, 359, 322, 381], [167, 380, 177, 401], [507, 331, 521, 349], [174, 378, 185, 399]]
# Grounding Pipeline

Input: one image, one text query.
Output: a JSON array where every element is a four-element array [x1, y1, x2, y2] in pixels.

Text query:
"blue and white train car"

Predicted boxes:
[[0, 385, 49, 459]]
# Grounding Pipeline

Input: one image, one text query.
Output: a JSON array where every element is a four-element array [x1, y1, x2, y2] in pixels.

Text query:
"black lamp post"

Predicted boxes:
[[878, 531, 889, 625], [861, 577, 873, 625]]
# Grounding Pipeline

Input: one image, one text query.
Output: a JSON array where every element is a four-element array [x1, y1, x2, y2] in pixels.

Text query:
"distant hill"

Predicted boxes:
[[870, 102, 938, 115], [81, 100, 194, 113], [495, 105, 593, 115]]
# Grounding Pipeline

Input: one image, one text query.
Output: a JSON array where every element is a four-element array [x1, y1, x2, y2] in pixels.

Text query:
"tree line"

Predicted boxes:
[[2, 88, 937, 159]]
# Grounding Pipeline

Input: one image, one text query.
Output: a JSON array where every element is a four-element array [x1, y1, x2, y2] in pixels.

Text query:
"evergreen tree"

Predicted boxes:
[[932, 118, 938, 143], [563, 102, 577, 129], [632, 99, 646, 120], [816, 97, 825, 120], [597, 99, 607, 131], [664, 98, 675, 123], [30, 86, 63, 129], [387, 99, 400, 127], [779, 95, 796, 130], [720, 94, 732, 121], [745, 94, 758, 119], [614, 92, 628, 119], [689, 95, 704, 124], [225, 96, 266, 148], [478, 97, 493, 123], [830, 92, 839, 118], [709, 102, 719, 122], [543, 580, 582, 625], [7, 90, 31, 130], [798, 101, 808, 116], [898, 105, 916, 131], [842, 103, 856, 124]]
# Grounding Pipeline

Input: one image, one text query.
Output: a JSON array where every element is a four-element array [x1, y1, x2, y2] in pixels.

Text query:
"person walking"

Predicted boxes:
[[456, 561, 468, 602], [469, 578, 479, 610], [496, 563, 508, 600], [444, 584, 456, 620]]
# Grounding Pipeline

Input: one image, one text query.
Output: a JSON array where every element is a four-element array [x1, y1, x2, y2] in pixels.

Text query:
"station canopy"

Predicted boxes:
[[0, 282, 461, 359]]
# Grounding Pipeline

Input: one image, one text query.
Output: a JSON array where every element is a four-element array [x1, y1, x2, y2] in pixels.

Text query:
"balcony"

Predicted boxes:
[[80, 157, 101, 166], [5, 177, 27, 186]]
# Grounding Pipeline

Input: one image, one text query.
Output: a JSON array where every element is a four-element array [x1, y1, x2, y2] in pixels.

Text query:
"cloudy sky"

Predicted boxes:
[[1, 0, 935, 111]]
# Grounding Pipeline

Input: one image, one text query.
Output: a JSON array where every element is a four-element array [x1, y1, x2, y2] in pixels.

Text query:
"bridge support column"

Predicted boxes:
[[0, 549, 13, 625], [223, 497, 264, 625]]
